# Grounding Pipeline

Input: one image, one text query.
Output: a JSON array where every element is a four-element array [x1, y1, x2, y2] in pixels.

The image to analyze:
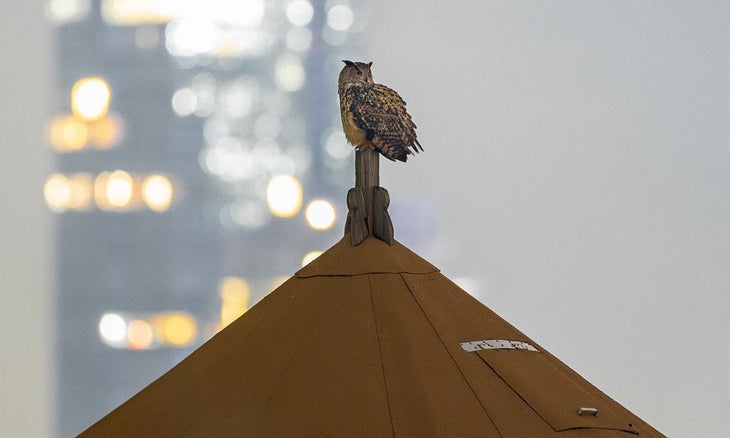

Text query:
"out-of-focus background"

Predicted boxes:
[[1, 1, 728, 437]]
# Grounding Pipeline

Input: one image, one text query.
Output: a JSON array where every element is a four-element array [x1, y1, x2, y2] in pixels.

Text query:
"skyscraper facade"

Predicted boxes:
[[45, 1, 366, 434]]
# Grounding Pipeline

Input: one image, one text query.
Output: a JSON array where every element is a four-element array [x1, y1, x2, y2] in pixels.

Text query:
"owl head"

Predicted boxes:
[[339, 60, 373, 87]]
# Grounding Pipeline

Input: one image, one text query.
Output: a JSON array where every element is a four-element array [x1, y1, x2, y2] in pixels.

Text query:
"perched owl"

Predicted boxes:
[[338, 60, 422, 162]]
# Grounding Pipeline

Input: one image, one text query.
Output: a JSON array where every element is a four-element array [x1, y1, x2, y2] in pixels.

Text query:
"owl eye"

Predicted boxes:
[[355, 71, 362, 75]]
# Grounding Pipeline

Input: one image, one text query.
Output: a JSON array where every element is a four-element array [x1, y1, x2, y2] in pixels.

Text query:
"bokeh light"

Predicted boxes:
[[165, 19, 219, 57], [46, 0, 91, 24], [104, 170, 134, 208], [326, 4, 354, 31], [305, 199, 336, 230], [127, 319, 155, 350], [219, 276, 251, 328], [286, 0, 314, 26], [48, 114, 90, 152], [301, 250, 323, 267], [65, 173, 94, 210], [159, 313, 197, 346], [220, 201, 269, 230], [274, 54, 305, 92], [44, 174, 72, 212], [98, 313, 127, 348], [269, 275, 289, 291], [325, 129, 351, 159], [88, 114, 123, 149], [141, 174, 174, 212], [44, 173, 95, 212], [266, 174, 302, 217], [71, 77, 111, 121], [171, 87, 197, 116]]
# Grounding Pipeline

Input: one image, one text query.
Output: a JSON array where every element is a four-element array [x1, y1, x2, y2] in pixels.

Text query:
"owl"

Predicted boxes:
[[338, 60, 422, 162]]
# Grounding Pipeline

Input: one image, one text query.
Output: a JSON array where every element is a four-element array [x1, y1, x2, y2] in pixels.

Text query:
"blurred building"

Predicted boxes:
[[44, 0, 367, 435]]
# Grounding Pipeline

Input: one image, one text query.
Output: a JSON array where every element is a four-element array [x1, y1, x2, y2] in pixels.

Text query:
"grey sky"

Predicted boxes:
[[372, 2, 729, 437]]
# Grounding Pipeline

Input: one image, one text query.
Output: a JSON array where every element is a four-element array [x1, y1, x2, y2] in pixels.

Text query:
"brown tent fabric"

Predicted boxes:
[[80, 236, 665, 437]]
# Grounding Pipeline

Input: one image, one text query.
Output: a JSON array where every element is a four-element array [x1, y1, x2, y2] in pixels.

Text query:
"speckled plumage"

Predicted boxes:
[[338, 60, 422, 162]]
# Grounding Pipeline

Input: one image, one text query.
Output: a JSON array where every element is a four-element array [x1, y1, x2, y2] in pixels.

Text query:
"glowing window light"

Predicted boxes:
[[102, 0, 265, 27], [98, 313, 127, 348], [66, 173, 94, 210], [105, 170, 134, 208], [219, 277, 251, 328], [305, 200, 336, 230], [127, 319, 156, 350], [301, 250, 323, 267], [266, 175, 302, 217], [159, 313, 197, 346], [48, 114, 90, 152], [44, 173, 72, 212], [101, 0, 171, 25], [274, 55, 306, 92], [326, 4, 354, 31], [88, 114, 123, 149], [286, 0, 313, 26], [46, 0, 91, 24], [141, 174, 174, 212], [71, 78, 111, 121]]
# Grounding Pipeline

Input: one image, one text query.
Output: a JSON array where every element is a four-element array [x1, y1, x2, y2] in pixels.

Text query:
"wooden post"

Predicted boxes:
[[347, 148, 392, 245], [355, 149, 379, 234]]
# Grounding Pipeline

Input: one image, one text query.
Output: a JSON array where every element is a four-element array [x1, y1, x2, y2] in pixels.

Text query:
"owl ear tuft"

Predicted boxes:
[[367, 61, 373, 67], [342, 60, 355, 67]]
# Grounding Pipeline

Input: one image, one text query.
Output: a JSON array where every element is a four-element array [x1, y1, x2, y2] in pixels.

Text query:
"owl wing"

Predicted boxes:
[[345, 83, 422, 162]]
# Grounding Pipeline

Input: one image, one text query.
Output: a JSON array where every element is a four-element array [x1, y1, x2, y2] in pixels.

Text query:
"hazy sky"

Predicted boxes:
[[371, 2, 729, 437], [2, 2, 728, 437]]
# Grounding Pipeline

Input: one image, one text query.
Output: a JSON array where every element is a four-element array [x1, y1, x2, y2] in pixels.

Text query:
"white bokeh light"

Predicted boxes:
[[326, 4, 354, 31], [165, 19, 219, 57], [275, 55, 306, 92], [325, 130, 352, 159], [47, 0, 91, 24], [98, 313, 127, 347], [305, 199, 336, 230], [171, 87, 197, 116], [286, 0, 314, 26]]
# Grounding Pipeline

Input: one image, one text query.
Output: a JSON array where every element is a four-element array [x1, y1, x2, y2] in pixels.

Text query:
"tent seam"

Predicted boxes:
[[400, 272, 505, 438], [368, 273, 396, 437]]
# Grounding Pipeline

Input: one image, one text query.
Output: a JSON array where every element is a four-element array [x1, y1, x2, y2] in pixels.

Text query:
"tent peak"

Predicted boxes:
[[296, 235, 437, 277]]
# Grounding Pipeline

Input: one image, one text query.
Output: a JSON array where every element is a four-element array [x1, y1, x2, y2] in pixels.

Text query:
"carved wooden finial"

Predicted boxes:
[[344, 149, 393, 245]]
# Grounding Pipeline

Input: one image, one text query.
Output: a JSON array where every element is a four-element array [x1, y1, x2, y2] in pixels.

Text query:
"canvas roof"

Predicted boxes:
[[80, 236, 665, 437]]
